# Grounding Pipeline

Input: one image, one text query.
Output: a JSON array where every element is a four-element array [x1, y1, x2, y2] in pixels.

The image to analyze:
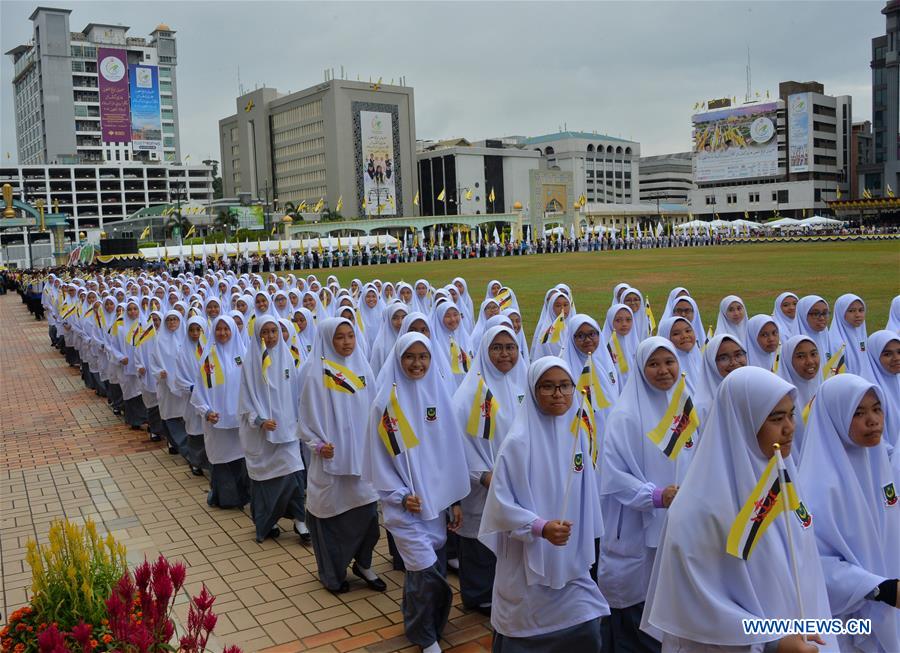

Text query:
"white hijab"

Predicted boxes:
[[501, 308, 530, 362], [364, 333, 470, 521], [888, 295, 900, 332], [829, 293, 874, 379], [864, 330, 900, 450], [559, 314, 619, 410], [369, 302, 408, 372], [776, 334, 823, 460], [190, 315, 244, 429], [662, 286, 690, 318], [641, 367, 835, 647], [298, 317, 375, 476], [746, 314, 778, 371], [656, 316, 702, 396], [714, 294, 749, 344], [621, 287, 650, 341], [797, 294, 842, 364], [429, 302, 473, 388], [797, 374, 899, 651], [695, 334, 746, 424], [772, 291, 800, 339], [602, 303, 639, 386], [238, 315, 299, 444], [479, 356, 604, 590]]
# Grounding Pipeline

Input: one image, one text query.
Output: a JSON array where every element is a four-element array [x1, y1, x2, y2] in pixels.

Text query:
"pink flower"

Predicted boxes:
[[70, 620, 93, 648], [169, 561, 187, 592], [193, 585, 215, 612], [36, 624, 66, 653], [133, 560, 151, 592], [201, 612, 218, 633]]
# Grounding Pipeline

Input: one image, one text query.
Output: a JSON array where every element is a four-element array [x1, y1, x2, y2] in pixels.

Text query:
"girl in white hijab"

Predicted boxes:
[[715, 295, 749, 345], [501, 307, 530, 362], [797, 295, 844, 378], [888, 296, 900, 332], [559, 314, 618, 436], [190, 315, 250, 509], [369, 303, 408, 372], [695, 334, 748, 425], [471, 298, 503, 355], [118, 299, 149, 429], [452, 325, 528, 614], [150, 310, 189, 458], [429, 302, 473, 389], [229, 309, 250, 350], [238, 314, 307, 543], [772, 292, 800, 339], [530, 291, 572, 359], [452, 277, 475, 321], [602, 303, 639, 388], [412, 279, 432, 315], [358, 283, 384, 349], [622, 287, 651, 341], [829, 293, 875, 379], [798, 374, 899, 652], [298, 317, 385, 594], [746, 314, 780, 372], [363, 333, 469, 653], [864, 331, 900, 451], [670, 295, 706, 348], [662, 287, 690, 318], [641, 367, 837, 652], [656, 316, 702, 397], [479, 356, 608, 652], [776, 335, 823, 461], [599, 338, 699, 651], [291, 306, 317, 358], [174, 315, 209, 475]]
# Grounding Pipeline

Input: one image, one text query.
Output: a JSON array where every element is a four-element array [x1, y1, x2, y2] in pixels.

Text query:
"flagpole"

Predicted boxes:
[[773, 443, 806, 625], [559, 390, 587, 520]]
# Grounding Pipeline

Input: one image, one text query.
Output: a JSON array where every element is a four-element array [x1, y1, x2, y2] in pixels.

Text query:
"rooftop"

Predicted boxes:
[[525, 131, 636, 145], [29, 6, 71, 20]]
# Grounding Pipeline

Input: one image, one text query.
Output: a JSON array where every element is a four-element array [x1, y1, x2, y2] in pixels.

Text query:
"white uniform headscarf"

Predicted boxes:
[[298, 317, 375, 476], [714, 294, 749, 345], [829, 293, 874, 379], [797, 294, 843, 364], [745, 314, 778, 371], [887, 295, 900, 332], [621, 287, 650, 341], [369, 303, 408, 372], [669, 294, 705, 347], [656, 316, 702, 396], [662, 287, 690, 318], [641, 366, 835, 648], [695, 334, 746, 425], [772, 291, 800, 339], [559, 314, 619, 410], [797, 374, 899, 652], [238, 315, 299, 444], [601, 303, 639, 387], [189, 315, 244, 429], [864, 330, 900, 450], [479, 356, 604, 590], [364, 333, 470, 522], [429, 301, 473, 388], [775, 334, 822, 460], [501, 308, 530, 362]]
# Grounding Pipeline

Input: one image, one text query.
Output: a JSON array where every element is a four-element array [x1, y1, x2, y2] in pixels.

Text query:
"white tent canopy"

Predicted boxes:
[[766, 217, 804, 228], [140, 235, 399, 260], [798, 215, 845, 228]]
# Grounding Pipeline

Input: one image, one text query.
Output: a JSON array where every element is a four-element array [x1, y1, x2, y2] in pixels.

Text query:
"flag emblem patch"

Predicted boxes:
[[884, 483, 898, 507], [425, 406, 437, 422]]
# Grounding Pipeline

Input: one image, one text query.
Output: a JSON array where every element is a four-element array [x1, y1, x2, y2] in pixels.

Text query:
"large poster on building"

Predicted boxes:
[[229, 206, 264, 230], [788, 93, 812, 173], [360, 111, 397, 215], [129, 65, 162, 157], [692, 102, 778, 182], [97, 48, 131, 143]]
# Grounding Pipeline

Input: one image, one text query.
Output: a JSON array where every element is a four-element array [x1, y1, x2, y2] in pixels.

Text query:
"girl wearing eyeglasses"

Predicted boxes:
[[452, 325, 529, 615], [480, 357, 608, 653], [797, 295, 843, 376], [599, 338, 700, 653], [695, 334, 748, 425]]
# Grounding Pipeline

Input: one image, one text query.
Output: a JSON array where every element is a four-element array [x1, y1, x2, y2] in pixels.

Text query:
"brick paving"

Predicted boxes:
[[0, 294, 491, 652]]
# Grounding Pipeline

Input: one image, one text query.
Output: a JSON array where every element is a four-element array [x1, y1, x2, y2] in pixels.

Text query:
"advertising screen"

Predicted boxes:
[[692, 101, 779, 182], [787, 93, 812, 173], [97, 48, 131, 143], [360, 111, 397, 216], [229, 206, 264, 230], [129, 65, 163, 157]]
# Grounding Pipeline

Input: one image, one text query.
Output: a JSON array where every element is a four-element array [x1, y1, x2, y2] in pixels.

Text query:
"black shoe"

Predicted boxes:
[[352, 563, 386, 592], [113, 409, 121, 416], [190, 465, 205, 476], [131, 425, 142, 431], [293, 522, 312, 545], [328, 581, 350, 595], [167, 445, 179, 454], [256, 525, 280, 543]]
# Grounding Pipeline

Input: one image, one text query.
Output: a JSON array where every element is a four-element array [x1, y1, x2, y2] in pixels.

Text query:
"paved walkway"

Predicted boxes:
[[0, 294, 492, 652]]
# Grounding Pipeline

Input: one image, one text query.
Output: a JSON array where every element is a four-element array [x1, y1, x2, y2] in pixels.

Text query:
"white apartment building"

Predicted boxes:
[[639, 152, 693, 204]]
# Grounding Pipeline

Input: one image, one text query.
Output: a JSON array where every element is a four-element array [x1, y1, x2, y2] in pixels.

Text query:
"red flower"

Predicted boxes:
[[70, 620, 93, 646], [193, 585, 215, 612], [169, 561, 187, 592], [36, 624, 66, 653]]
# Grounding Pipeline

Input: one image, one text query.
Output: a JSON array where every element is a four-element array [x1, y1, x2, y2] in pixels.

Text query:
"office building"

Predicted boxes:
[[639, 152, 693, 204], [416, 139, 540, 216], [523, 131, 641, 205], [6, 6, 182, 165], [219, 77, 417, 220], [688, 81, 852, 218]]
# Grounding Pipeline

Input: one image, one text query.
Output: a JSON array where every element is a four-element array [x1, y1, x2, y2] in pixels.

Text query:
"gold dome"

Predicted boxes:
[[280, 214, 293, 223], [155, 23, 171, 31], [512, 201, 523, 210]]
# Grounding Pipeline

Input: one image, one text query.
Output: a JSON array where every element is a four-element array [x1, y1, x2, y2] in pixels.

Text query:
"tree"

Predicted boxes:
[[165, 213, 192, 239], [213, 209, 239, 237], [203, 159, 223, 199], [321, 209, 344, 223]]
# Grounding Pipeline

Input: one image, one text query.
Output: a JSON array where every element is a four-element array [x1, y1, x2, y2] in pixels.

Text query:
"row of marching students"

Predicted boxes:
[[41, 271, 899, 652]]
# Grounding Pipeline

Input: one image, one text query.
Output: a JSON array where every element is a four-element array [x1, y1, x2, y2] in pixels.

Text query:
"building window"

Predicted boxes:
[[748, 192, 760, 203], [771, 191, 778, 202], [726, 193, 737, 204], [705, 195, 716, 205]]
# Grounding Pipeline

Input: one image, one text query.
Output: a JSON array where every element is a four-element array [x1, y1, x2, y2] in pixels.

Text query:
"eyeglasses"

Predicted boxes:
[[573, 330, 600, 342], [715, 350, 748, 365], [488, 343, 519, 354], [673, 307, 695, 316], [536, 381, 576, 396], [807, 310, 830, 319]]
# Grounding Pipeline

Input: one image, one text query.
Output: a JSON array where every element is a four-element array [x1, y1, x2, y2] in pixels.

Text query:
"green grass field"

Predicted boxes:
[[288, 241, 900, 333]]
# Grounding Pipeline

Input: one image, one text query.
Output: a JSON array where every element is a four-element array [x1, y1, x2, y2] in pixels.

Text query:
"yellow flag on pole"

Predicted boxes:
[[437, 188, 446, 202]]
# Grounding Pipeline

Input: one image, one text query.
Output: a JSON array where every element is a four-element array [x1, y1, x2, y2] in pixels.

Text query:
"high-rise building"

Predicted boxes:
[[219, 78, 417, 220], [688, 81, 852, 218], [6, 6, 181, 165], [860, 0, 899, 196], [639, 152, 693, 204], [523, 132, 641, 205]]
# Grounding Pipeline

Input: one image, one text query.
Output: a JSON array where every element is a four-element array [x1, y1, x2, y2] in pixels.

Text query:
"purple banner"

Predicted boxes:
[[98, 47, 131, 143]]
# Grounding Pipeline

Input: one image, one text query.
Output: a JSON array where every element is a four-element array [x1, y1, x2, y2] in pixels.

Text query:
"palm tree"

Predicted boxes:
[[165, 213, 192, 239], [213, 210, 239, 238]]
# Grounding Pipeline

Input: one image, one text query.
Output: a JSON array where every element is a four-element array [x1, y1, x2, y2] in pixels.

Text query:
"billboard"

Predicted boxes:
[[360, 111, 396, 216], [129, 65, 162, 157], [788, 93, 812, 173], [229, 206, 264, 230], [97, 48, 131, 143], [692, 102, 778, 182]]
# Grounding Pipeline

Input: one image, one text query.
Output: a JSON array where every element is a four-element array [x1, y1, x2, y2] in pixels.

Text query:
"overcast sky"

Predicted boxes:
[[0, 1, 886, 164]]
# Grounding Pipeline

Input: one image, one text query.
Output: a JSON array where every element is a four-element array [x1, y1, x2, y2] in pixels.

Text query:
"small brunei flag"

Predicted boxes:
[[290, 344, 302, 368], [609, 332, 629, 374], [378, 386, 419, 456], [139, 225, 151, 240], [726, 452, 804, 561], [466, 376, 498, 440], [801, 396, 815, 424], [322, 358, 365, 394], [137, 323, 156, 346], [578, 357, 611, 411], [824, 344, 846, 379], [497, 289, 513, 310], [185, 224, 196, 239], [261, 349, 273, 380], [541, 312, 566, 345], [646, 374, 698, 460], [437, 188, 446, 202], [202, 346, 225, 389], [571, 390, 598, 466], [449, 337, 470, 375], [645, 298, 657, 335]]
